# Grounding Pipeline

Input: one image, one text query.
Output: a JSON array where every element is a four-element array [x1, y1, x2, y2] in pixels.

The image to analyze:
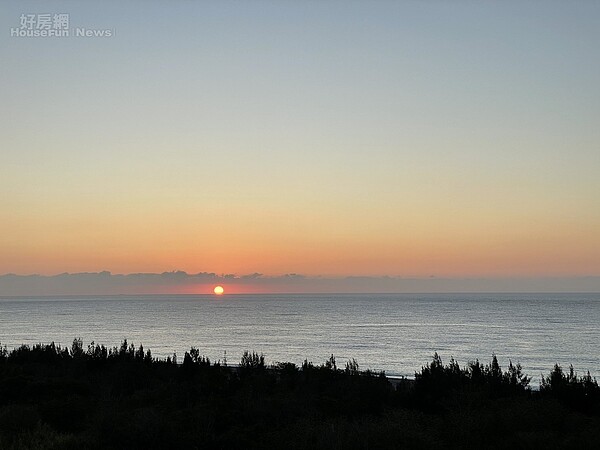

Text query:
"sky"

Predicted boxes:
[[1, 1, 599, 292]]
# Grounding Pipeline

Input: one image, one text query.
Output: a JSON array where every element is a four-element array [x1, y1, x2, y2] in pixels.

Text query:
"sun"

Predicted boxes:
[[213, 285, 224, 295]]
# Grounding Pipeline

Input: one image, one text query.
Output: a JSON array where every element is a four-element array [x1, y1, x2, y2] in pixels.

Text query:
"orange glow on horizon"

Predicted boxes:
[[2, 190, 599, 278]]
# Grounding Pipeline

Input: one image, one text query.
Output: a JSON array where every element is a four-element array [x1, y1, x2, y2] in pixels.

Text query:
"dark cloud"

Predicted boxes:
[[0, 272, 599, 296]]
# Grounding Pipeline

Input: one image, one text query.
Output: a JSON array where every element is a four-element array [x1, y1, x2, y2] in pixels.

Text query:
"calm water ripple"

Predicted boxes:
[[0, 293, 598, 384]]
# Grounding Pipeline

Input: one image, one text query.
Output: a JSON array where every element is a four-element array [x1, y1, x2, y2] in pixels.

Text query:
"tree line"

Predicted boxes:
[[0, 339, 598, 449]]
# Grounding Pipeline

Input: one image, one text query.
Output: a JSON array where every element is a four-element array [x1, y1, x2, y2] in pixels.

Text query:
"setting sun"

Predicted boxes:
[[213, 286, 224, 295]]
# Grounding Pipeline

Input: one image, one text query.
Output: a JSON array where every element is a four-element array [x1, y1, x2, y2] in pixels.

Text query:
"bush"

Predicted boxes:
[[240, 351, 265, 369], [541, 364, 600, 413]]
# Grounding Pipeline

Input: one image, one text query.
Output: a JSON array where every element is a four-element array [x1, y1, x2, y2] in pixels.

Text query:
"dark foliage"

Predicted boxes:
[[540, 363, 600, 414], [0, 341, 598, 449], [413, 353, 531, 410]]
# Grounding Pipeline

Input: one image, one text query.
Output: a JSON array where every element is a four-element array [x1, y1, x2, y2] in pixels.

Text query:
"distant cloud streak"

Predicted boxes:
[[1, 272, 599, 296]]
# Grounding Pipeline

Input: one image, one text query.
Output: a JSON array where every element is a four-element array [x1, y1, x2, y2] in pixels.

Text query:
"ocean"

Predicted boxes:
[[1, 293, 598, 384]]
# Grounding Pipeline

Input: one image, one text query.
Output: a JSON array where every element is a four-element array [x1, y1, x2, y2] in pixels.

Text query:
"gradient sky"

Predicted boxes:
[[1, 1, 599, 280]]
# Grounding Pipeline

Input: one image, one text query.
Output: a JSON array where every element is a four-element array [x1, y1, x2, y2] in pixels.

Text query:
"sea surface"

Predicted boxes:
[[1, 293, 598, 384]]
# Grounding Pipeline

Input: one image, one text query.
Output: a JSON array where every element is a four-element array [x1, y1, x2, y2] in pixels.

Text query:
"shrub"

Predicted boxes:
[[240, 351, 265, 369]]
